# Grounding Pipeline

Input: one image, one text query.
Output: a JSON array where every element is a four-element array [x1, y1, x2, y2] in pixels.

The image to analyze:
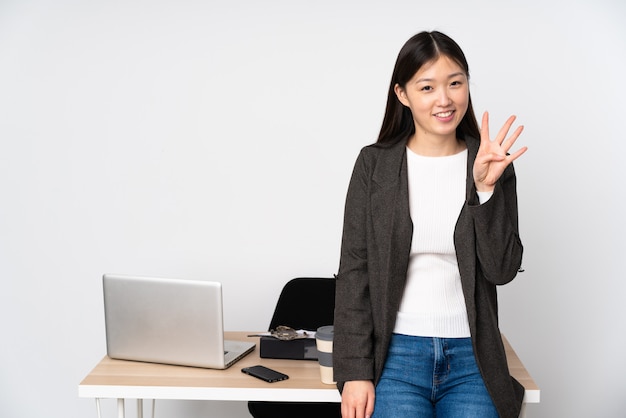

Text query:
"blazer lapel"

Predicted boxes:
[[370, 142, 413, 325], [455, 136, 480, 330]]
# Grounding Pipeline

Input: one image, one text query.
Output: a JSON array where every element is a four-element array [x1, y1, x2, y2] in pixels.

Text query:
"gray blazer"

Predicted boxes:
[[333, 136, 525, 418]]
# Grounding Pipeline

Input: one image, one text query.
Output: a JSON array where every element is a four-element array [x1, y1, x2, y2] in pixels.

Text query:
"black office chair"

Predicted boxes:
[[247, 277, 342, 418]]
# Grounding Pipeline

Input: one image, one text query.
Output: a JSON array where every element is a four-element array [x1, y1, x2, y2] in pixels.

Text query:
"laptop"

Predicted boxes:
[[102, 274, 255, 369]]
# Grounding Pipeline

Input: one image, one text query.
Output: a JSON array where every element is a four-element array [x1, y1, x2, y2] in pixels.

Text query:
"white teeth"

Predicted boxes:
[[436, 111, 453, 117]]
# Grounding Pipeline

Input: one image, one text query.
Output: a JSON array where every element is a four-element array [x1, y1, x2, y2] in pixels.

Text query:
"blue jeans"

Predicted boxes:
[[372, 334, 499, 418]]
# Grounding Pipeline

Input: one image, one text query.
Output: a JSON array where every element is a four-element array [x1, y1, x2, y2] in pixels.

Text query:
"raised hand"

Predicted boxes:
[[473, 111, 527, 192]]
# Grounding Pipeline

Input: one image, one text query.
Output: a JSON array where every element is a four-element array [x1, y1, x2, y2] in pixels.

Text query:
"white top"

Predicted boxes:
[[394, 147, 471, 338]]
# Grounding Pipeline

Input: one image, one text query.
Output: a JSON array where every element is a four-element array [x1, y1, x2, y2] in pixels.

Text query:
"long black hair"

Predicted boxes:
[[377, 31, 480, 145]]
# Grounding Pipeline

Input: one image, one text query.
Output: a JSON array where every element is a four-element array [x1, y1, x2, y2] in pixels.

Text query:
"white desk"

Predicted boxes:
[[79, 332, 539, 417]]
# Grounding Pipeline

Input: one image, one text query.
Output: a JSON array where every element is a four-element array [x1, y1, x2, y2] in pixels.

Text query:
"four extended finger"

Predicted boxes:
[[481, 113, 525, 150]]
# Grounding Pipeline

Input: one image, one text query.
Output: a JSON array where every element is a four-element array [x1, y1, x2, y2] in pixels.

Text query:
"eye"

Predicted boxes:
[[451, 80, 462, 86], [420, 85, 433, 92]]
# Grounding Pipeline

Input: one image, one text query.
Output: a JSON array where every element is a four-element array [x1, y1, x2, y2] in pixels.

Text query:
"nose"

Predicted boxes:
[[436, 88, 452, 106]]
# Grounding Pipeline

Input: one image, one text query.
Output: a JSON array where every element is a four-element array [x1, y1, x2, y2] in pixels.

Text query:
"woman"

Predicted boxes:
[[333, 31, 527, 418]]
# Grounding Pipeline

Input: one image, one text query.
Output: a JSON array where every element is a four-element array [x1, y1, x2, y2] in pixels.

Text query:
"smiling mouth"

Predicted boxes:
[[434, 110, 454, 117]]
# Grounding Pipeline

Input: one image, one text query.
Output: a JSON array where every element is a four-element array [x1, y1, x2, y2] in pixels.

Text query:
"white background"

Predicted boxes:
[[1, 1, 624, 417]]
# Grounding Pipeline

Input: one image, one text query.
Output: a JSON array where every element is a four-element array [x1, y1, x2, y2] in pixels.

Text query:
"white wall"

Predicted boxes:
[[1, 1, 624, 417]]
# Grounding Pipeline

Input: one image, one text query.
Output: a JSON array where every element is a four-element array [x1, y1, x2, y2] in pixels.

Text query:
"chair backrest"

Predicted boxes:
[[268, 277, 336, 331]]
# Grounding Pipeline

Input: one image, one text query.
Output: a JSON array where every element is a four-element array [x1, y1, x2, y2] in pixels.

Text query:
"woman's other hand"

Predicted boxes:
[[341, 380, 375, 418], [473, 111, 527, 192]]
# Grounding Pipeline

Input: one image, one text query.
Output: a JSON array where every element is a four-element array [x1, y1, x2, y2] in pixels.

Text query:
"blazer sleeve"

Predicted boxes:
[[333, 149, 376, 385], [467, 162, 523, 285]]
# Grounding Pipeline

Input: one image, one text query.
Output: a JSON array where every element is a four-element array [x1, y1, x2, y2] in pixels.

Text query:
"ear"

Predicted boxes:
[[394, 83, 410, 107]]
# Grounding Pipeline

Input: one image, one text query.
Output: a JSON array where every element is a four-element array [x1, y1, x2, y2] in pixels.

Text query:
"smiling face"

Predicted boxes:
[[394, 55, 469, 154]]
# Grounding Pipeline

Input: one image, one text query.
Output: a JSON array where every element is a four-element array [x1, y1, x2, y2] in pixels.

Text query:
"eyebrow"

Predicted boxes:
[[414, 72, 466, 84]]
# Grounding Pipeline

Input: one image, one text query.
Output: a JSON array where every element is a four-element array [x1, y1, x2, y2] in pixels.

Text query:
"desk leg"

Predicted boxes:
[[117, 398, 125, 418], [93, 397, 148, 418], [137, 399, 143, 418]]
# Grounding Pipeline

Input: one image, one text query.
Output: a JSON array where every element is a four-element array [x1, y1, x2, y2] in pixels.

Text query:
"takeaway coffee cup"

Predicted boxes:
[[316, 325, 335, 384]]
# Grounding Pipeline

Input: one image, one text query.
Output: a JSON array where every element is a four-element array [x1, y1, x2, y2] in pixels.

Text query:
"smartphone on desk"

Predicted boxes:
[[241, 365, 289, 383]]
